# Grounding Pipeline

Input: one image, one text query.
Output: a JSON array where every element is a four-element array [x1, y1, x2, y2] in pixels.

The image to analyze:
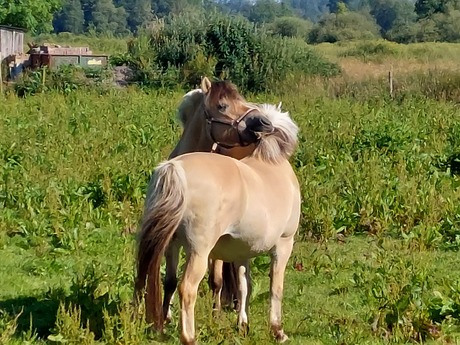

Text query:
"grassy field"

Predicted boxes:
[[2, 42, 460, 344]]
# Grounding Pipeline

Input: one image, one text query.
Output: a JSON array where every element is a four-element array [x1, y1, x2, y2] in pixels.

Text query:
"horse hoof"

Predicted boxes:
[[180, 336, 196, 345], [239, 322, 249, 336], [275, 330, 289, 343], [165, 310, 173, 324], [212, 308, 221, 318]]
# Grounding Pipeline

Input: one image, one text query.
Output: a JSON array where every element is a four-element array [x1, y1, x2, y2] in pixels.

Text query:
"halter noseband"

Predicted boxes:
[[204, 107, 258, 152]]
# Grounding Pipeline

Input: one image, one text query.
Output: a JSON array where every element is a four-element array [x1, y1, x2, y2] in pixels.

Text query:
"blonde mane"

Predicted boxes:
[[251, 104, 299, 164], [177, 89, 204, 126]]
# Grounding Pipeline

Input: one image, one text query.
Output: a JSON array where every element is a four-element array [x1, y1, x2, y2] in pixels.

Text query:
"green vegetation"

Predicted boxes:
[[0, 0, 61, 34], [2, 54, 460, 343], [110, 13, 339, 91], [2, 2, 460, 340], [1, 0, 459, 44]]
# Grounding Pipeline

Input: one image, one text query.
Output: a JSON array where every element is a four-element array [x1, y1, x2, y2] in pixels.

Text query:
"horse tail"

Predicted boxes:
[[135, 160, 186, 330]]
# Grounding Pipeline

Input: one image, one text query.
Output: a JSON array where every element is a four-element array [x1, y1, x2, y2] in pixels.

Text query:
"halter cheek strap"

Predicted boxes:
[[206, 108, 258, 152]]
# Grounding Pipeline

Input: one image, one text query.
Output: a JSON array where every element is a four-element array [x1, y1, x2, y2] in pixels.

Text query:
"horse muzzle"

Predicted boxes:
[[207, 111, 274, 149]]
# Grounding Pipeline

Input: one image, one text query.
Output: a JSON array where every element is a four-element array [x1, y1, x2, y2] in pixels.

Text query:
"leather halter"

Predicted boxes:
[[204, 107, 258, 153]]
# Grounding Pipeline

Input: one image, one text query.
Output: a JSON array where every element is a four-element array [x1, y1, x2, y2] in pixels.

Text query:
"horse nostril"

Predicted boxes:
[[259, 117, 271, 126]]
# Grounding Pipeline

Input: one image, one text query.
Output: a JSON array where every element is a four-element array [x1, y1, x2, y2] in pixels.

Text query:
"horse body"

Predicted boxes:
[[173, 154, 300, 263], [136, 102, 300, 344]]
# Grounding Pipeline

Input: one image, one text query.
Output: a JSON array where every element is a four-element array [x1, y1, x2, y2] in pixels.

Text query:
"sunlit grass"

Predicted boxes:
[[1, 66, 460, 343]]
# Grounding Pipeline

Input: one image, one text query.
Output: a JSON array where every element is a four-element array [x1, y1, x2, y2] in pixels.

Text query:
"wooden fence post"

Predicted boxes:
[[388, 70, 393, 98], [0, 52, 3, 95]]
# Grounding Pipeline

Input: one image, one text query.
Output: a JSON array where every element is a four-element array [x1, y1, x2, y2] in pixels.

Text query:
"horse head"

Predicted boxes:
[[201, 77, 274, 149], [175, 77, 271, 157]]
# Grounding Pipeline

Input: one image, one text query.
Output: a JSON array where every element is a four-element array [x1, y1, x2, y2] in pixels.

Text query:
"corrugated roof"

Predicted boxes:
[[0, 25, 27, 32]]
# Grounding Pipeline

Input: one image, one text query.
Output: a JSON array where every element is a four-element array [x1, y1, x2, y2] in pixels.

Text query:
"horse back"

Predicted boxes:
[[173, 153, 300, 257]]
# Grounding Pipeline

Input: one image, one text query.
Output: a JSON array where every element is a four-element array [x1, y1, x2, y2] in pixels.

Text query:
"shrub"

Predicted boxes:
[[309, 11, 381, 44], [385, 21, 419, 43], [268, 16, 313, 40], [339, 41, 398, 61], [124, 12, 340, 91], [13, 65, 112, 97]]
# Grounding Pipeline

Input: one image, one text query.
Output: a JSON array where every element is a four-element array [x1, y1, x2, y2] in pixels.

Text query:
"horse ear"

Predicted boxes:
[[201, 77, 212, 94]]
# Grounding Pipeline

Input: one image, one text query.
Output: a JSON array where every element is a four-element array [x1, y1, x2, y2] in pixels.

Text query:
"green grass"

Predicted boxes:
[[1, 84, 460, 344], [314, 40, 460, 63]]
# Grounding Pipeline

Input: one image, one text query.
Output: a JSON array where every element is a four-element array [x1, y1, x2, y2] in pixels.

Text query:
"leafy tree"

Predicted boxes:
[[369, 0, 416, 34], [328, 0, 351, 13], [0, 0, 62, 33], [151, 0, 203, 16], [415, 0, 446, 18], [54, 0, 85, 33], [415, 0, 460, 18], [213, 0, 253, 15], [288, 0, 329, 21], [309, 11, 380, 43], [269, 16, 313, 39], [248, 0, 294, 23], [125, 0, 153, 31], [84, 0, 128, 34], [438, 8, 460, 41], [385, 21, 419, 43]]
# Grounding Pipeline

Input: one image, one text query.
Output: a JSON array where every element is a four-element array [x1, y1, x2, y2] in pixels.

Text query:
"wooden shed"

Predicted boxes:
[[0, 25, 25, 60]]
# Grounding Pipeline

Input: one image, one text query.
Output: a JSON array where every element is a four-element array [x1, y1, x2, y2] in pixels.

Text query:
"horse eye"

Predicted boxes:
[[217, 104, 228, 112]]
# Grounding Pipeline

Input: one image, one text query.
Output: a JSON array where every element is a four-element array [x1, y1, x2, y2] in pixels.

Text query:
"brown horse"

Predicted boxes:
[[136, 103, 300, 344], [167, 77, 262, 315]]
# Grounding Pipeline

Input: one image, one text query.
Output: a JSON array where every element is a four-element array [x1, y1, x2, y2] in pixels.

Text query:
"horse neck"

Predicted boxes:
[[169, 112, 211, 159], [221, 145, 256, 160]]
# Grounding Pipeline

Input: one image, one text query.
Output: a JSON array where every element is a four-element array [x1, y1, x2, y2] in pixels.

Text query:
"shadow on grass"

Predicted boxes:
[[0, 285, 121, 340], [0, 294, 59, 337]]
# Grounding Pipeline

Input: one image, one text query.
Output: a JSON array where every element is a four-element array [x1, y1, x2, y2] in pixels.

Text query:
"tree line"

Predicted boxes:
[[0, 0, 459, 43]]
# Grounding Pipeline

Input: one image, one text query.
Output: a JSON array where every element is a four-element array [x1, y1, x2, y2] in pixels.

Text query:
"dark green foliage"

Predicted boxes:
[[369, 0, 416, 35], [13, 65, 112, 97], [246, 0, 294, 23], [0, 0, 62, 33], [54, 0, 85, 34], [308, 11, 381, 43], [268, 16, 313, 39], [415, 0, 448, 18], [124, 12, 340, 91], [84, 0, 129, 35], [288, 0, 329, 21], [327, 0, 352, 13], [339, 41, 397, 61], [385, 21, 420, 43], [124, 0, 154, 32]]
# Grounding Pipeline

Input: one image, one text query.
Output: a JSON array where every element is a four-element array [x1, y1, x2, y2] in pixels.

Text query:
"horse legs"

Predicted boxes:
[[236, 260, 250, 335], [269, 237, 294, 343], [162, 242, 180, 323], [208, 259, 223, 311], [179, 251, 209, 345]]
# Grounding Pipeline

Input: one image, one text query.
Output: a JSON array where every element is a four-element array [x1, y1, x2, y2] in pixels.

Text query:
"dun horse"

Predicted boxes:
[[135, 103, 301, 344], [170, 77, 264, 313]]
